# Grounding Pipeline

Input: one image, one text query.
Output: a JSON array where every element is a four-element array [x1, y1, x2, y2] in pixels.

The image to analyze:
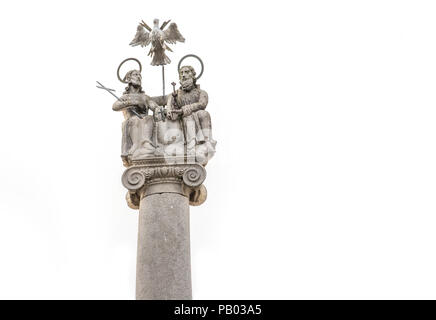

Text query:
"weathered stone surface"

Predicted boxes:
[[121, 157, 207, 207], [130, 19, 185, 66], [136, 192, 191, 300], [165, 66, 216, 165], [121, 158, 206, 299], [111, 56, 216, 300], [188, 184, 207, 206], [112, 68, 165, 163], [114, 65, 216, 166]]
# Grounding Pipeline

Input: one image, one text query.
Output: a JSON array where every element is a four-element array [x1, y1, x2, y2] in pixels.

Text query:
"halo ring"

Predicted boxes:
[[117, 58, 142, 83], [177, 54, 204, 80]]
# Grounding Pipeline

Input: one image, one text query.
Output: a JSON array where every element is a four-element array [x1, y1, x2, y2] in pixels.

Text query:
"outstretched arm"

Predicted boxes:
[[150, 95, 170, 107], [146, 96, 160, 111]]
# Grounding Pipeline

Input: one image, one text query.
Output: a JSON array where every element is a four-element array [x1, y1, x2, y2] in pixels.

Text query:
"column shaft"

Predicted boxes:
[[136, 191, 192, 300]]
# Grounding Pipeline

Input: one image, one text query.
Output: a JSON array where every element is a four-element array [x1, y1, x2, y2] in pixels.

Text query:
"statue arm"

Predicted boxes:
[[146, 97, 160, 111], [112, 99, 127, 111], [182, 90, 208, 117], [113, 94, 148, 112], [150, 95, 170, 107]]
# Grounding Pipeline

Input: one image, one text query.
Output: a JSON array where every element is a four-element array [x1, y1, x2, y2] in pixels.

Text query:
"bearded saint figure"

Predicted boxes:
[[164, 65, 216, 164], [112, 69, 162, 162]]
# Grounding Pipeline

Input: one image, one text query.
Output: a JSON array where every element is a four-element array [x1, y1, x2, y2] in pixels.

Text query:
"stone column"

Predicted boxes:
[[136, 192, 191, 299], [122, 158, 207, 300]]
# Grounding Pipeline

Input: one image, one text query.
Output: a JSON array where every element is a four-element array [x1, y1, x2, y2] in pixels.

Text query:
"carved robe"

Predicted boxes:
[[168, 85, 208, 147], [164, 85, 216, 163]]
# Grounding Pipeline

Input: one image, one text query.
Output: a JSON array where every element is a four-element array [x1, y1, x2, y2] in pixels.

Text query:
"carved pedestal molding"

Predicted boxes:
[[122, 157, 207, 208]]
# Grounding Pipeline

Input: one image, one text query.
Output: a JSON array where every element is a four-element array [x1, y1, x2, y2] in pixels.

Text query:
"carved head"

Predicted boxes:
[[124, 70, 142, 87], [179, 66, 196, 91], [123, 70, 144, 94]]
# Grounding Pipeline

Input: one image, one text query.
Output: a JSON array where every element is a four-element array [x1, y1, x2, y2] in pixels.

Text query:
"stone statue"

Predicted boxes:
[[112, 64, 162, 163], [165, 65, 216, 164], [100, 18, 216, 299], [103, 49, 217, 299], [110, 56, 216, 167], [130, 19, 185, 66]]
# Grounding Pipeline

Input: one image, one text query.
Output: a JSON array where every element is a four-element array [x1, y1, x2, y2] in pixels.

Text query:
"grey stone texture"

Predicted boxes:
[[136, 192, 192, 300], [122, 159, 207, 299], [113, 61, 215, 300], [122, 159, 207, 208], [113, 65, 216, 166]]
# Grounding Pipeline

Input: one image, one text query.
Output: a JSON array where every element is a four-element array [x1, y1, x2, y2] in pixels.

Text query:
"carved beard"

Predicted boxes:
[[124, 82, 143, 94], [129, 76, 142, 88], [177, 86, 201, 107], [180, 77, 195, 91]]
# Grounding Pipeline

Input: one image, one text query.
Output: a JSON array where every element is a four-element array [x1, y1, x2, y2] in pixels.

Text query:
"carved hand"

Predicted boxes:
[[182, 105, 193, 117], [167, 109, 183, 121], [166, 110, 176, 121]]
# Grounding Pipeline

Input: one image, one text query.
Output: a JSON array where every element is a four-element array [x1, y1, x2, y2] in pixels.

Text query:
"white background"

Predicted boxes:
[[0, 0, 435, 299]]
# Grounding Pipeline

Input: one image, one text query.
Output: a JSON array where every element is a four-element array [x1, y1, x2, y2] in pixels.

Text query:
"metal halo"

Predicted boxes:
[[177, 54, 204, 80], [117, 58, 142, 83]]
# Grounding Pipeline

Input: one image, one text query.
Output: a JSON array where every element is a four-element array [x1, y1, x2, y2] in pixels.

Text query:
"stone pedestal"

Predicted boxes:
[[122, 157, 207, 300]]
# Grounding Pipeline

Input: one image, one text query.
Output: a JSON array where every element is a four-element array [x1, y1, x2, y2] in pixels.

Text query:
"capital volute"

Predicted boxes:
[[121, 157, 207, 209]]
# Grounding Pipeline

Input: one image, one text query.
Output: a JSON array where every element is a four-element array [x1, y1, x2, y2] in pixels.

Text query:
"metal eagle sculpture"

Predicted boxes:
[[130, 18, 185, 66]]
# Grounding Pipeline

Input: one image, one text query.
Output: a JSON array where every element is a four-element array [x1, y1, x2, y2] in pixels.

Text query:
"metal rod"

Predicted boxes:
[[96, 81, 143, 119], [162, 65, 165, 101], [96, 81, 121, 101]]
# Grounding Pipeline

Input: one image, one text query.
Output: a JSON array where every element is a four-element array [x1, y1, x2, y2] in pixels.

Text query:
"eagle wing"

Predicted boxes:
[[163, 23, 185, 44], [129, 25, 151, 47], [160, 19, 171, 30]]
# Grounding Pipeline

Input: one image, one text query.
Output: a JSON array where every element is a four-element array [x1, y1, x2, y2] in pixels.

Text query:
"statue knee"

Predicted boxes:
[[140, 115, 154, 136], [196, 110, 210, 121], [128, 115, 153, 128], [197, 110, 211, 129], [127, 116, 141, 126]]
